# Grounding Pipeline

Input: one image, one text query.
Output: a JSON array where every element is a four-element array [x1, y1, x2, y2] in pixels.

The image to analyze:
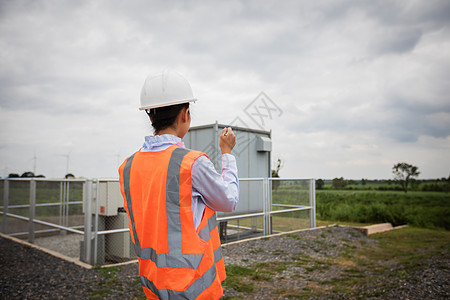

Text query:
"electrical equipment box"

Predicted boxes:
[[105, 212, 136, 260], [183, 122, 272, 217], [82, 181, 123, 216], [80, 181, 135, 264], [97, 181, 123, 216], [256, 136, 272, 152]]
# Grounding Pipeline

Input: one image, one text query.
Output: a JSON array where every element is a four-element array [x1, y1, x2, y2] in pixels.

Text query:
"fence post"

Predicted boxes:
[[66, 181, 70, 227], [267, 178, 272, 235], [93, 179, 100, 266], [62, 181, 67, 228], [262, 178, 266, 235], [29, 180, 36, 243], [309, 179, 316, 228], [263, 178, 271, 235], [59, 182, 63, 227], [84, 180, 93, 265], [2, 179, 9, 234]]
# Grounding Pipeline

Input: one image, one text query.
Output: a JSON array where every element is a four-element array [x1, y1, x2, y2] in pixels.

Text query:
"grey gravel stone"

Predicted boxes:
[[1, 226, 448, 299]]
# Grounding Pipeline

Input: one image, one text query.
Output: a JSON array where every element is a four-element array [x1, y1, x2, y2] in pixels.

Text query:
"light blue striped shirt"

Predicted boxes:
[[141, 134, 239, 229]]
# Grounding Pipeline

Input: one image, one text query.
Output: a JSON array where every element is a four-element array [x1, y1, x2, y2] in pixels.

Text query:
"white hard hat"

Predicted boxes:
[[139, 70, 197, 110]]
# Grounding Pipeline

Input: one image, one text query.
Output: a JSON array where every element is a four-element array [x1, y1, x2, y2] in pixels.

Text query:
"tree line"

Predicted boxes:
[[316, 177, 450, 193], [315, 162, 449, 193], [5, 172, 75, 179]]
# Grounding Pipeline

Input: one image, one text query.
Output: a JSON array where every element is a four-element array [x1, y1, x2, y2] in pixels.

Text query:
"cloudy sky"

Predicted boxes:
[[1, 0, 449, 180]]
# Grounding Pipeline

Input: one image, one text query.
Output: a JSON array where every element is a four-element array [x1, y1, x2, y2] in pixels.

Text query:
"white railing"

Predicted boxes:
[[1, 177, 315, 266]]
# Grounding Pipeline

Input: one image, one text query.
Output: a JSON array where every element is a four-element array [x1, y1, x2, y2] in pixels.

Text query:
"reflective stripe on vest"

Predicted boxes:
[[140, 260, 217, 299], [198, 214, 217, 242]]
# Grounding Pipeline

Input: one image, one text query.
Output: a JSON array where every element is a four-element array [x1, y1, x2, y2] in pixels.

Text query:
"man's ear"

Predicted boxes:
[[182, 108, 190, 122]]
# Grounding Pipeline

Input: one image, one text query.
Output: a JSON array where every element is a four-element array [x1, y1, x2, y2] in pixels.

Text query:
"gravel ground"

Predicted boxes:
[[221, 226, 449, 299], [34, 233, 84, 259], [1, 226, 448, 299]]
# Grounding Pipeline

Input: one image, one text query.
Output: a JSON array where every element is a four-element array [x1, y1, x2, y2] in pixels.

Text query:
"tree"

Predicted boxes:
[[271, 158, 283, 178], [271, 158, 283, 191], [392, 162, 420, 193], [21, 171, 35, 178], [332, 177, 347, 190], [444, 174, 450, 194], [316, 179, 324, 190]]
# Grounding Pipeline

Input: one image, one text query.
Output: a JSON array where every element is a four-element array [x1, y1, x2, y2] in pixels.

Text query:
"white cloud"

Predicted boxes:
[[1, 0, 449, 179]]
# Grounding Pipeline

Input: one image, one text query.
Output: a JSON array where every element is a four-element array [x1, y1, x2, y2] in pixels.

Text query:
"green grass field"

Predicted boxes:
[[316, 190, 450, 230], [272, 182, 450, 230]]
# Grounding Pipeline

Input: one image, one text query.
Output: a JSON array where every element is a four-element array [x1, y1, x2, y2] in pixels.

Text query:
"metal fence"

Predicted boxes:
[[217, 178, 316, 243], [1, 178, 315, 266], [1, 178, 85, 259]]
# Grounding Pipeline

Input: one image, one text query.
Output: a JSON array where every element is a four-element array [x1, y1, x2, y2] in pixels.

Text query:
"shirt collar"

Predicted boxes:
[[142, 134, 185, 151]]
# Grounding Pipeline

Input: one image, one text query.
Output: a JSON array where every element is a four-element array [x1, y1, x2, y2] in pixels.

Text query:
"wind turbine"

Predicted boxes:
[[59, 150, 72, 176], [32, 150, 37, 174], [26, 150, 38, 175]]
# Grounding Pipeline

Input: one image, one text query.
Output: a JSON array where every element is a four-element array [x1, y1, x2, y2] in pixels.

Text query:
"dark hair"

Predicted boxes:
[[146, 103, 189, 134]]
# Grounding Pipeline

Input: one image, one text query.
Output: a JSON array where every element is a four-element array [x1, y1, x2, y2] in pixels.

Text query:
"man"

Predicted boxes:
[[119, 70, 239, 299]]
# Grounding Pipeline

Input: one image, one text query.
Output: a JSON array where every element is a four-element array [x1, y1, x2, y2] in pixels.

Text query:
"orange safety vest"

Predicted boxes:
[[118, 145, 226, 299]]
